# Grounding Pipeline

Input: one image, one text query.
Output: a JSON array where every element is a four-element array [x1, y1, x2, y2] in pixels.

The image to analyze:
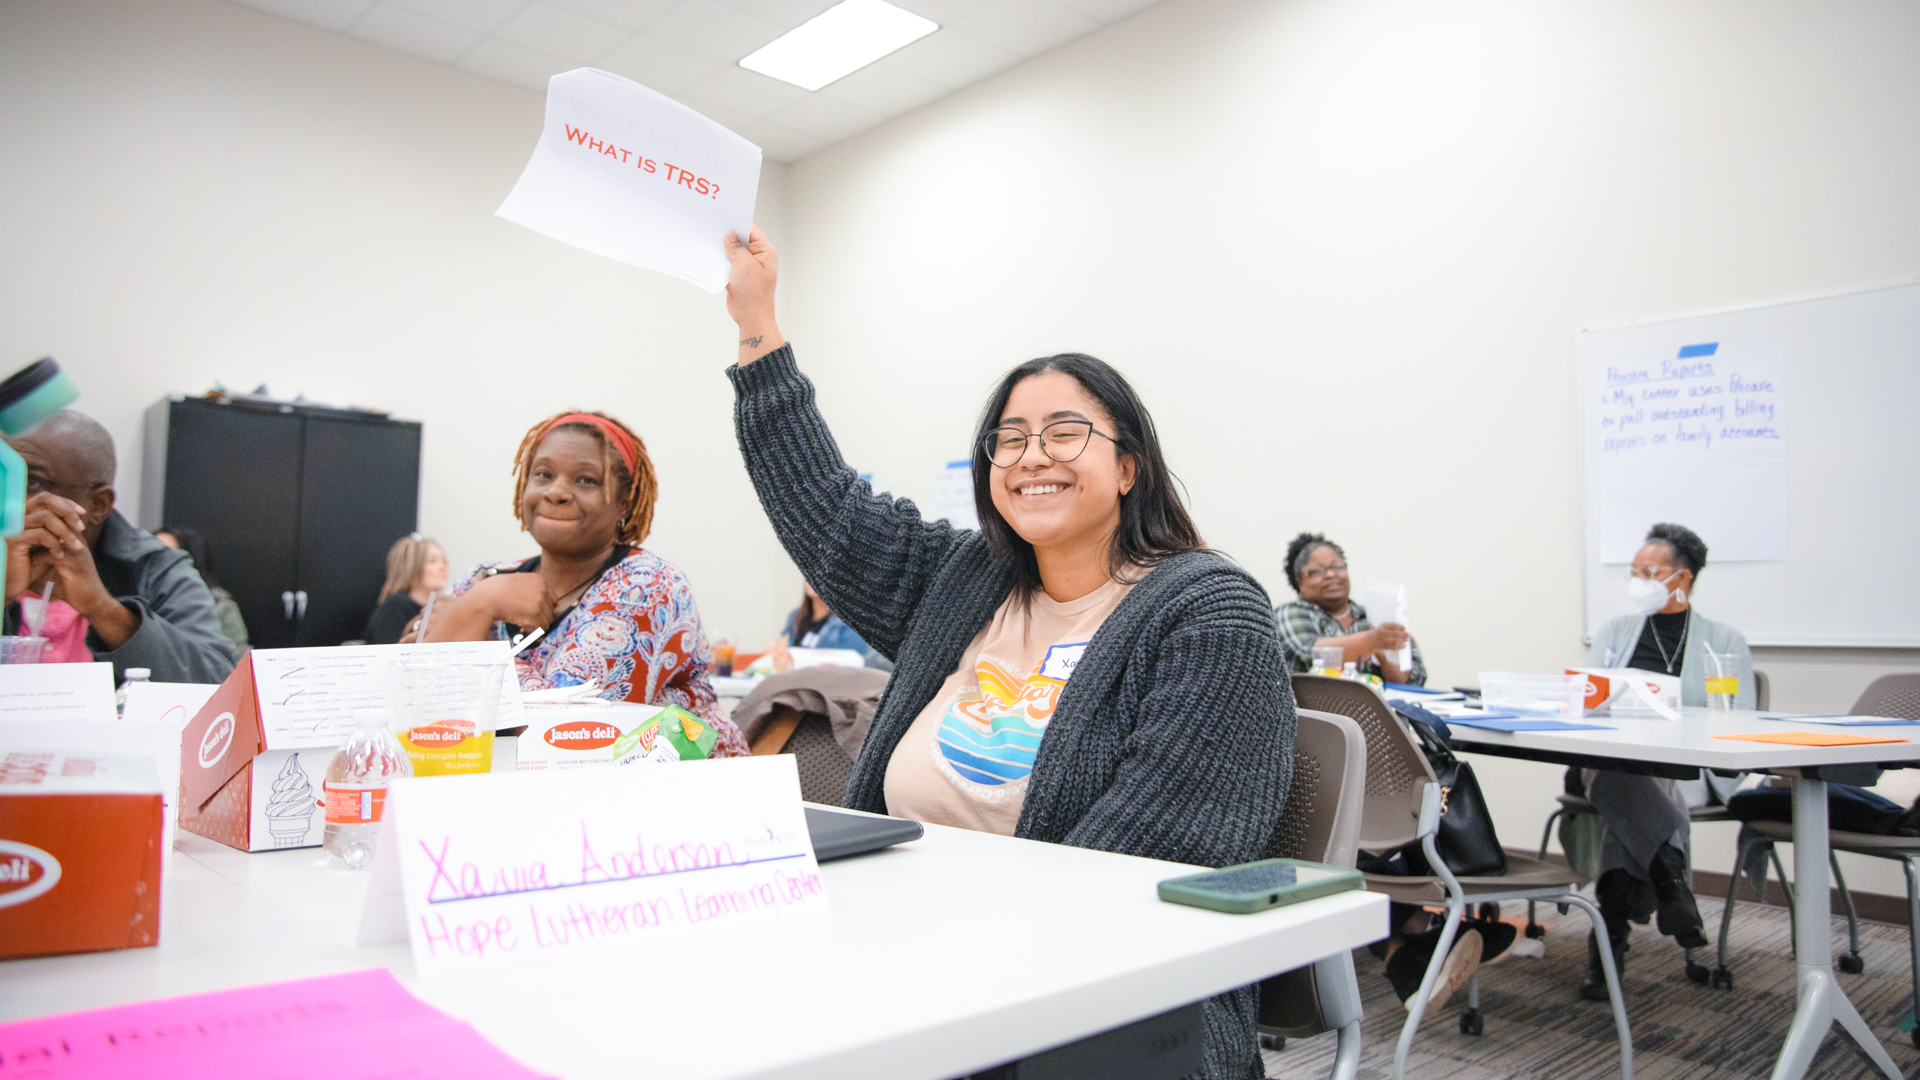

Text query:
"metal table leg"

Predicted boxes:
[[1770, 776, 1902, 1079]]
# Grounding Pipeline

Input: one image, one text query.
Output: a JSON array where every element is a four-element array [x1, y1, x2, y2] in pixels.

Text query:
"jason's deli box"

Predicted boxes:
[[0, 752, 163, 959]]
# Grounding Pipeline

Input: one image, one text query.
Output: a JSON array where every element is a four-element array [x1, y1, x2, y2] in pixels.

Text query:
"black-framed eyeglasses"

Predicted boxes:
[[982, 421, 1114, 468]]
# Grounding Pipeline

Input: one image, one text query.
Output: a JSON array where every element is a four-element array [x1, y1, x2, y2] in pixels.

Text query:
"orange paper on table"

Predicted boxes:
[[1712, 731, 1911, 747]]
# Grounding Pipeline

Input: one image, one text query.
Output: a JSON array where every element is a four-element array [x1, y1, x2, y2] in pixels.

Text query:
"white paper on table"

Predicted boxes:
[[495, 68, 761, 292], [928, 460, 979, 531], [0, 719, 186, 866], [358, 755, 826, 974], [1364, 579, 1411, 673], [248, 642, 525, 749], [1590, 346, 1787, 562], [0, 663, 117, 722]]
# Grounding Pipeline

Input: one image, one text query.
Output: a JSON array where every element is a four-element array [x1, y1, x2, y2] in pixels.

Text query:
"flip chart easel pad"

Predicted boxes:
[[377, 754, 825, 975], [249, 642, 524, 749], [495, 68, 761, 293], [0, 663, 116, 722]]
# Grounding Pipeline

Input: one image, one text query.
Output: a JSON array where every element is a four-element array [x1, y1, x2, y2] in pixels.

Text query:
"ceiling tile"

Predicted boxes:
[[597, 33, 724, 95], [816, 60, 948, 115], [737, 121, 829, 164], [676, 65, 809, 120], [349, 4, 482, 63], [643, 3, 786, 63], [1052, 0, 1161, 22], [494, 2, 631, 62], [457, 37, 573, 90], [669, 96, 758, 133], [887, 0, 993, 25], [383, 0, 528, 34], [540, 0, 680, 31], [711, 0, 838, 27], [876, 27, 1016, 88], [762, 95, 883, 143], [950, 0, 1096, 55], [228, 0, 375, 33]]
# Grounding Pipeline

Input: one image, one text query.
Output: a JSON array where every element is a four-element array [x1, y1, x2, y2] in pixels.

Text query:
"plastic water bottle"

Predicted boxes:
[[115, 667, 151, 715], [323, 709, 412, 870]]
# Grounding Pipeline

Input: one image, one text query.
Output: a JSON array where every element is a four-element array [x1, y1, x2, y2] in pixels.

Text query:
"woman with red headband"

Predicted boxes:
[[419, 410, 747, 757]]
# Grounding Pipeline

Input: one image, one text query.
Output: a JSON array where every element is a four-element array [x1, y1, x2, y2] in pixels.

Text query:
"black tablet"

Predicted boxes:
[[805, 806, 924, 862]]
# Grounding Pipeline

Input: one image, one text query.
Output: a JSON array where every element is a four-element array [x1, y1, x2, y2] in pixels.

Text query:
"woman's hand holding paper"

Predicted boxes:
[[725, 225, 783, 366]]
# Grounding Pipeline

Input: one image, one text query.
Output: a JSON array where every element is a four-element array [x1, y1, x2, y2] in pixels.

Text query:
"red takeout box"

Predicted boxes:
[[0, 752, 163, 959], [178, 656, 331, 852]]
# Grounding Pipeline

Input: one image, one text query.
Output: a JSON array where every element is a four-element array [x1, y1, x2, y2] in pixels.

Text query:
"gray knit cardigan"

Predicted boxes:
[[730, 345, 1294, 1080]]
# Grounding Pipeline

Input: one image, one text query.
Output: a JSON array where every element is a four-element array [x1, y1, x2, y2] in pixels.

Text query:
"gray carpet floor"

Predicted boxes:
[[1263, 897, 1919, 1079]]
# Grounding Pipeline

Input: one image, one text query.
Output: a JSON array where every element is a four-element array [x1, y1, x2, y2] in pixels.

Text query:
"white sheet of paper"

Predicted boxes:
[[928, 460, 979, 531], [249, 642, 526, 749], [1591, 346, 1787, 562], [495, 68, 761, 292], [358, 755, 826, 974], [1364, 579, 1411, 673], [0, 719, 186, 864], [0, 663, 117, 722]]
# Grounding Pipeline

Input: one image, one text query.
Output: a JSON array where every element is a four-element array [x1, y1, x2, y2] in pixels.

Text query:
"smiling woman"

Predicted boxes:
[[419, 410, 746, 758], [722, 225, 1292, 1080]]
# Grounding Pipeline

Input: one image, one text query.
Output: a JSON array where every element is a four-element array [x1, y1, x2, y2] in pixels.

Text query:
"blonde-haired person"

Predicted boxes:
[[419, 411, 746, 756], [362, 534, 447, 645]]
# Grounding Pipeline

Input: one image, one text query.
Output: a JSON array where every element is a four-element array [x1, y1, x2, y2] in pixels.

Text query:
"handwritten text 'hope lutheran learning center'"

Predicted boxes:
[[565, 124, 726, 199], [410, 821, 825, 963]]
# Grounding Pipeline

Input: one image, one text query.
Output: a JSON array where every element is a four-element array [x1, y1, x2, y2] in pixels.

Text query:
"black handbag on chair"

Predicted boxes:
[[1395, 702, 1508, 877]]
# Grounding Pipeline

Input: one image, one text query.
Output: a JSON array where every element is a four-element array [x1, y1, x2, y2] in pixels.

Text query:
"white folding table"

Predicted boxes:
[[0, 817, 1386, 1080], [1446, 706, 1920, 1080]]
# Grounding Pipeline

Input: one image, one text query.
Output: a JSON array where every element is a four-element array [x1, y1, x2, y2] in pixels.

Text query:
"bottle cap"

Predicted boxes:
[[125, 668, 151, 682]]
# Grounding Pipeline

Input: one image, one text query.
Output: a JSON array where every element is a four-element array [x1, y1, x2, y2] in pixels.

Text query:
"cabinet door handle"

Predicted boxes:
[[282, 591, 295, 620], [294, 591, 308, 620]]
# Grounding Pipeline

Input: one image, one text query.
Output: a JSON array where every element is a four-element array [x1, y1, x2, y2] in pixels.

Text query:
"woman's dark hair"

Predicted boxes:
[[1283, 532, 1343, 594], [971, 354, 1204, 599], [159, 524, 221, 592], [789, 587, 829, 641], [1645, 523, 1708, 578]]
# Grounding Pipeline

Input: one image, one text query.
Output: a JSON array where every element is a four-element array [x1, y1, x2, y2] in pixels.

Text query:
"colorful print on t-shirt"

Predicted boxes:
[[932, 641, 1086, 793]]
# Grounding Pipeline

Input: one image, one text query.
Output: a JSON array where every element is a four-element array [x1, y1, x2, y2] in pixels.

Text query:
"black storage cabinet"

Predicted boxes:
[[140, 396, 421, 649]]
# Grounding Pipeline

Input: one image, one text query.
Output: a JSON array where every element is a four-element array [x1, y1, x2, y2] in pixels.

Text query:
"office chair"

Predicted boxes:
[[1258, 707, 1368, 1079], [1294, 675, 1633, 1080]]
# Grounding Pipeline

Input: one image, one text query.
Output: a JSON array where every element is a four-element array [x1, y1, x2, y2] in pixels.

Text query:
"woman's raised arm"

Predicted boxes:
[[722, 227, 972, 660]]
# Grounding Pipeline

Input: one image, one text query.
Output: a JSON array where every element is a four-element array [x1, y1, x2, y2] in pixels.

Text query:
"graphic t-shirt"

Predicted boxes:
[[883, 577, 1136, 836]]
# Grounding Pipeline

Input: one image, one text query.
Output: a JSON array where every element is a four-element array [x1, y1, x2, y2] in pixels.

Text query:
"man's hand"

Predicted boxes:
[[725, 224, 784, 365], [6, 493, 138, 647]]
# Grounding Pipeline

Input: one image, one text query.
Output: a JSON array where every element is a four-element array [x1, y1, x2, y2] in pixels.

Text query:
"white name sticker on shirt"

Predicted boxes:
[[1038, 642, 1090, 683]]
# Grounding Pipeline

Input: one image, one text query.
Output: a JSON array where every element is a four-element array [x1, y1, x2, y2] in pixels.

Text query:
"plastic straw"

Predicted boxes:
[[510, 626, 545, 657], [22, 581, 51, 638]]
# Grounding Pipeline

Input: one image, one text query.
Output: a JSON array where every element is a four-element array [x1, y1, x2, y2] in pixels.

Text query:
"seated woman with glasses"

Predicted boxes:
[[1574, 522, 1751, 1001], [418, 410, 747, 757], [1273, 532, 1425, 685], [722, 226, 1290, 1080]]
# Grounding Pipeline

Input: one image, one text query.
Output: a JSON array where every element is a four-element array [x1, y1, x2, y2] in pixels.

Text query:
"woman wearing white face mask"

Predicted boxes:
[[1574, 522, 1752, 1002]]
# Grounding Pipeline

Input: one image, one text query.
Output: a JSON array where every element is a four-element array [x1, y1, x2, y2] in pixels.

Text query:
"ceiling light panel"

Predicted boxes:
[[739, 0, 939, 92]]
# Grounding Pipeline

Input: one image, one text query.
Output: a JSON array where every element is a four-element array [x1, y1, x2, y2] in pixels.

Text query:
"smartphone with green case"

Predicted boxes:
[[1157, 858, 1363, 914]]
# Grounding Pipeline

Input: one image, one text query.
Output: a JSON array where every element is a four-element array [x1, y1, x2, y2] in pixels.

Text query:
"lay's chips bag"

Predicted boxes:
[[609, 704, 717, 766]]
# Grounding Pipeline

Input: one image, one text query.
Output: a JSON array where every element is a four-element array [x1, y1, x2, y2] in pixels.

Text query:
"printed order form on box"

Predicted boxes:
[[358, 755, 827, 975], [496, 68, 761, 292]]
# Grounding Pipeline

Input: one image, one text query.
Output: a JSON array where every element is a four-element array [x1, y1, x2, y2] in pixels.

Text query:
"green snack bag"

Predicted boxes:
[[610, 705, 717, 765]]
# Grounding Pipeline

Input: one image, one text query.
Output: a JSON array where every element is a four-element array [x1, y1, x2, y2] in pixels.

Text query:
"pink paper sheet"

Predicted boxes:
[[0, 968, 547, 1079]]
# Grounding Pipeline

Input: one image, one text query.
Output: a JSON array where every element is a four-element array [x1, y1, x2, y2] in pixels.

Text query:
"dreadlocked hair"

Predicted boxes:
[[510, 410, 657, 546]]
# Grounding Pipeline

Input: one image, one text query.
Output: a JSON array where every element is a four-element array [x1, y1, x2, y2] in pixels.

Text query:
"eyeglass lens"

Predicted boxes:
[[1303, 562, 1348, 580]]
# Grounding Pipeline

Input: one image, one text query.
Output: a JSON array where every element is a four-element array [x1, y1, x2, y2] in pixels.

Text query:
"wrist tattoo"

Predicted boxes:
[[739, 335, 764, 350]]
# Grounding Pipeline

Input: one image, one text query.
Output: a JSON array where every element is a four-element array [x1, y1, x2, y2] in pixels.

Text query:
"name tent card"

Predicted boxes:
[[359, 755, 826, 974], [0, 663, 116, 722]]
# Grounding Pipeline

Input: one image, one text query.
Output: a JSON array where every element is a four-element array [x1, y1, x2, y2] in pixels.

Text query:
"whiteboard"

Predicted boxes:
[[1579, 281, 1920, 647]]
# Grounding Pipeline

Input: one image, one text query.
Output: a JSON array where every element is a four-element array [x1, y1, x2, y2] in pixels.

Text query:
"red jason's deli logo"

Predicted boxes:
[[0, 841, 61, 909], [544, 721, 623, 751]]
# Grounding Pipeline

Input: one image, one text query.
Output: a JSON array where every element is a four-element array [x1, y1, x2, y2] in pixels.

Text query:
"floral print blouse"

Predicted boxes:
[[452, 547, 749, 758]]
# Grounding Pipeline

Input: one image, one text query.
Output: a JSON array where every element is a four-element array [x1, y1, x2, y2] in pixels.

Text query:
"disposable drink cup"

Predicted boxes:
[[0, 636, 46, 664], [1313, 645, 1344, 676], [1704, 647, 1738, 713], [391, 659, 506, 777]]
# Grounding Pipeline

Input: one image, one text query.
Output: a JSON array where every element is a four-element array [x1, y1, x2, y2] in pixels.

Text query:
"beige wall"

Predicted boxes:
[[0, 0, 797, 644], [778, 0, 1920, 890]]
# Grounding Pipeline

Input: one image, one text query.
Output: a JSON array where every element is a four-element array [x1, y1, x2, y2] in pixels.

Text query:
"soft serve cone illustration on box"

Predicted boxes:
[[265, 753, 318, 848]]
